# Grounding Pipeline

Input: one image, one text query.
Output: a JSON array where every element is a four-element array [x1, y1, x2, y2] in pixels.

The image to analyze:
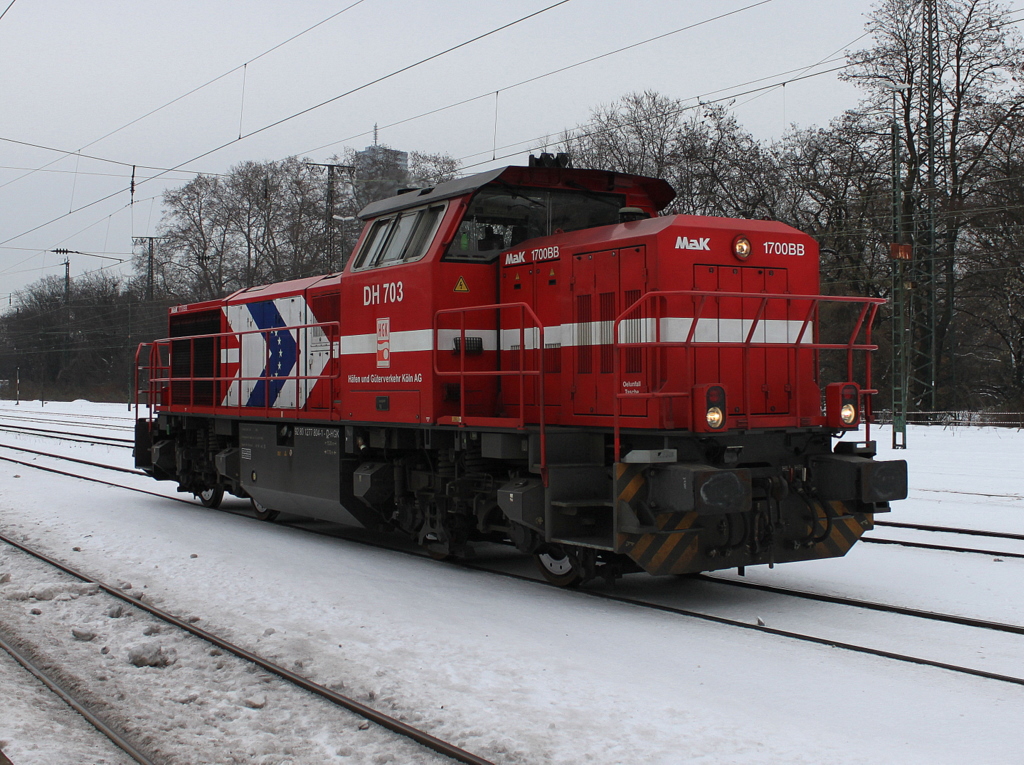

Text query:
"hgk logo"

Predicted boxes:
[[376, 317, 390, 368]]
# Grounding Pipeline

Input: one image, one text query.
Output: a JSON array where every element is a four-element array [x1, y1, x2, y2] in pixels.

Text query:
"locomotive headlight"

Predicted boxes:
[[733, 236, 752, 260], [693, 384, 727, 432], [826, 382, 861, 428], [840, 403, 857, 425]]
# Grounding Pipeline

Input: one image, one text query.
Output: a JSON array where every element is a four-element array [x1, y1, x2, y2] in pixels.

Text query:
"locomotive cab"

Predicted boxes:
[[339, 162, 674, 430]]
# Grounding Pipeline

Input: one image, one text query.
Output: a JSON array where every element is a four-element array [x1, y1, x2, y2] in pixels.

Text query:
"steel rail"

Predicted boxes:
[[874, 520, 1024, 543], [0, 630, 157, 765], [0, 424, 133, 447], [0, 442, 144, 475], [0, 454, 194, 504], [0, 413, 133, 432], [170, 505, 1024, 687], [0, 409, 133, 423], [862, 536, 1024, 560], [16, 430, 1024, 557], [0, 531, 495, 765], [912, 487, 1022, 500], [558, 579, 1024, 687], [696, 575, 1024, 635], [0, 420, 134, 440], [237, 523, 1024, 688]]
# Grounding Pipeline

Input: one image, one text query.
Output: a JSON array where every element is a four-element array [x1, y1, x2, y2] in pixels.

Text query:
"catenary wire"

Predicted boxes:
[[0, 0, 17, 24], [299, 0, 779, 156], [0, 0, 577, 256], [0, 1, 371, 193]]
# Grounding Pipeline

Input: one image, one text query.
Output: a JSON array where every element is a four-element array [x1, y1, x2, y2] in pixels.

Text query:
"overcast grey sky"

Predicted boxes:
[[0, 0, 879, 299]]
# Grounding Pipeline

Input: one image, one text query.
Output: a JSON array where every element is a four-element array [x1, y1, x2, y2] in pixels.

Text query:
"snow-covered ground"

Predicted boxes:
[[1, 400, 1023, 764]]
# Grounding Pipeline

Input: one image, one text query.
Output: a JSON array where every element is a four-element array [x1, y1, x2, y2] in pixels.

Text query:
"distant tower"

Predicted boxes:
[[353, 142, 410, 202], [355, 144, 409, 177]]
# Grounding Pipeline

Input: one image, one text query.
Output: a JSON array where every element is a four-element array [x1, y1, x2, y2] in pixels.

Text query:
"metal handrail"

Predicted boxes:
[[433, 302, 547, 478], [611, 290, 885, 461], [135, 322, 341, 420]]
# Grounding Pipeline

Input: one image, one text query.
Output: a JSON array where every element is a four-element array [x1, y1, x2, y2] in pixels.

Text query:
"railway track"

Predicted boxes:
[[862, 535, 1024, 559], [0, 530, 495, 765], [6, 429, 1024, 560], [8, 415, 1023, 541], [0, 442, 144, 476], [912, 486, 1022, 501], [0, 630, 153, 765], [695, 575, 1024, 635], [0, 411, 134, 434], [864, 520, 1024, 559], [875, 519, 1024, 542], [5, 431, 1024, 692], [555, 576, 1024, 687], [0, 423, 133, 448], [299, 526, 1024, 688]]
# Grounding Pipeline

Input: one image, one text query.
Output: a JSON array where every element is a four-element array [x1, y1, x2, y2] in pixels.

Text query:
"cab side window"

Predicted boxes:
[[443, 185, 624, 263], [352, 202, 447, 271]]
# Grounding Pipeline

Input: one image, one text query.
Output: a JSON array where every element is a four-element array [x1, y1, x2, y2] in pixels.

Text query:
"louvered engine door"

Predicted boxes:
[[571, 247, 647, 416]]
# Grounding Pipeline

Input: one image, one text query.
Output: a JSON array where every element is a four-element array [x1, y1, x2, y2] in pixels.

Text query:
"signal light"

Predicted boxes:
[[693, 384, 728, 432], [826, 383, 861, 428], [732, 236, 751, 260]]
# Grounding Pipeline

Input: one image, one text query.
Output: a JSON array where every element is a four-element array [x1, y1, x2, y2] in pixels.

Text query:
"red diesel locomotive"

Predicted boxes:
[[134, 155, 907, 586]]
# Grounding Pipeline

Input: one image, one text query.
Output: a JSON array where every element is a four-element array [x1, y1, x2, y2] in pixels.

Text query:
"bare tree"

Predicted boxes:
[[153, 158, 330, 300], [558, 91, 781, 219], [409, 150, 461, 186], [157, 174, 232, 301], [843, 0, 1024, 405]]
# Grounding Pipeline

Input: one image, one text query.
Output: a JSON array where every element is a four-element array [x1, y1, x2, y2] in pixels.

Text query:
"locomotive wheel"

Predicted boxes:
[[535, 546, 583, 587], [250, 497, 280, 522], [198, 486, 224, 509]]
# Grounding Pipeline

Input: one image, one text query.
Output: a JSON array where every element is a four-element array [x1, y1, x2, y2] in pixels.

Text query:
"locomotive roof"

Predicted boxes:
[[357, 165, 676, 220]]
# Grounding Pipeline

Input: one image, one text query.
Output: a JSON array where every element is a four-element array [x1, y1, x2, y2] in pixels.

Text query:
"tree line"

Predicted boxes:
[[2, 0, 1022, 410]]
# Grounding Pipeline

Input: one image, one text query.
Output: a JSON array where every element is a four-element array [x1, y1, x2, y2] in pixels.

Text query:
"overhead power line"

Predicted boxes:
[[1, 245, 132, 255], [83, 0, 371, 151], [0, 0, 577, 250], [457, 63, 851, 170], [0, 193, 161, 274], [301, 0, 778, 157], [168, 0, 578, 171], [0, 0, 17, 24], [0, 136, 223, 176], [0, 164, 198, 181], [2, 0, 776, 260], [0, 0, 370, 193]]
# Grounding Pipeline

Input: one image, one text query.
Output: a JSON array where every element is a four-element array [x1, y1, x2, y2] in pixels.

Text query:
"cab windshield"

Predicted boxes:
[[443, 184, 625, 262]]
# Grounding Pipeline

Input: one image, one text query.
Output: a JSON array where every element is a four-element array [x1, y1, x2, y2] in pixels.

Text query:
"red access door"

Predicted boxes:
[[692, 264, 790, 415], [571, 247, 647, 416]]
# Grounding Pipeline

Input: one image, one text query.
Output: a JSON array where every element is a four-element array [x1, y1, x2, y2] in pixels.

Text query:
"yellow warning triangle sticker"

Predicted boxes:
[[454, 276, 469, 292], [514, 273, 521, 281], [549, 268, 556, 277]]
